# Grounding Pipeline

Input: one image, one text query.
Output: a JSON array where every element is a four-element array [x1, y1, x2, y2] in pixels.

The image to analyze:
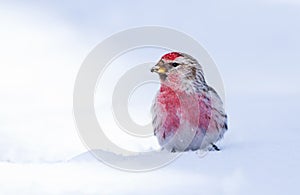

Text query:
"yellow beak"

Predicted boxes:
[[151, 65, 166, 74]]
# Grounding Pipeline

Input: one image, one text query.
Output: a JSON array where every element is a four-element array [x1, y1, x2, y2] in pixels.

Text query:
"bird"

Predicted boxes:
[[151, 52, 228, 152]]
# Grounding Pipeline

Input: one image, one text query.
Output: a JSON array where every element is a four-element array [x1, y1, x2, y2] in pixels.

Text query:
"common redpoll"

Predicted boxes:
[[151, 52, 228, 152]]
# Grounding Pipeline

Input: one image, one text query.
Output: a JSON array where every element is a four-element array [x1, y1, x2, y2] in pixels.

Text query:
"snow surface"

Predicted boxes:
[[1, 125, 299, 195]]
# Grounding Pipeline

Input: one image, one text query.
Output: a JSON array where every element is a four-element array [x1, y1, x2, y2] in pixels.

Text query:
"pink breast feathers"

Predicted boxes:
[[157, 85, 181, 135], [156, 85, 213, 138], [197, 94, 212, 131]]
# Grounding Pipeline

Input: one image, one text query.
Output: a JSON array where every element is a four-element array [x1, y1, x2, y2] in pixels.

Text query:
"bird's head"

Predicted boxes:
[[151, 52, 205, 84]]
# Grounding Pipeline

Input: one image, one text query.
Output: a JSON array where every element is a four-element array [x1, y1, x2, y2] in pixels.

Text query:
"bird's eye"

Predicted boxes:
[[171, 62, 179, 67]]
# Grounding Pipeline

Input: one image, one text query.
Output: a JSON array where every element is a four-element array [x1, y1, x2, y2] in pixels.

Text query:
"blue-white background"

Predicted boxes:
[[0, 0, 299, 194]]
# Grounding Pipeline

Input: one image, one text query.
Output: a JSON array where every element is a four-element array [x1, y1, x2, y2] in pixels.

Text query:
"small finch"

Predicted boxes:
[[151, 52, 228, 152]]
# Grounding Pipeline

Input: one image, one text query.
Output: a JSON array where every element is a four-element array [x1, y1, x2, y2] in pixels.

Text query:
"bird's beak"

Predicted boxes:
[[151, 64, 166, 74]]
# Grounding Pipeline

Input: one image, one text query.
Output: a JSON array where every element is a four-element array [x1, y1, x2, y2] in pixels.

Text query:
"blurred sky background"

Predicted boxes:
[[0, 0, 299, 163]]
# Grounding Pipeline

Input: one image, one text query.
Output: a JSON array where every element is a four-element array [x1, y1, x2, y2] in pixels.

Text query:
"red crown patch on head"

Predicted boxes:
[[161, 52, 182, 61]]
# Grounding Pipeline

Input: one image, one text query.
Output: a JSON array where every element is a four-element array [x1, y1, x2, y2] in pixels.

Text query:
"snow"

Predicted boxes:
[[0, 152, 245, 195], [1, 122, 299, 195]]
